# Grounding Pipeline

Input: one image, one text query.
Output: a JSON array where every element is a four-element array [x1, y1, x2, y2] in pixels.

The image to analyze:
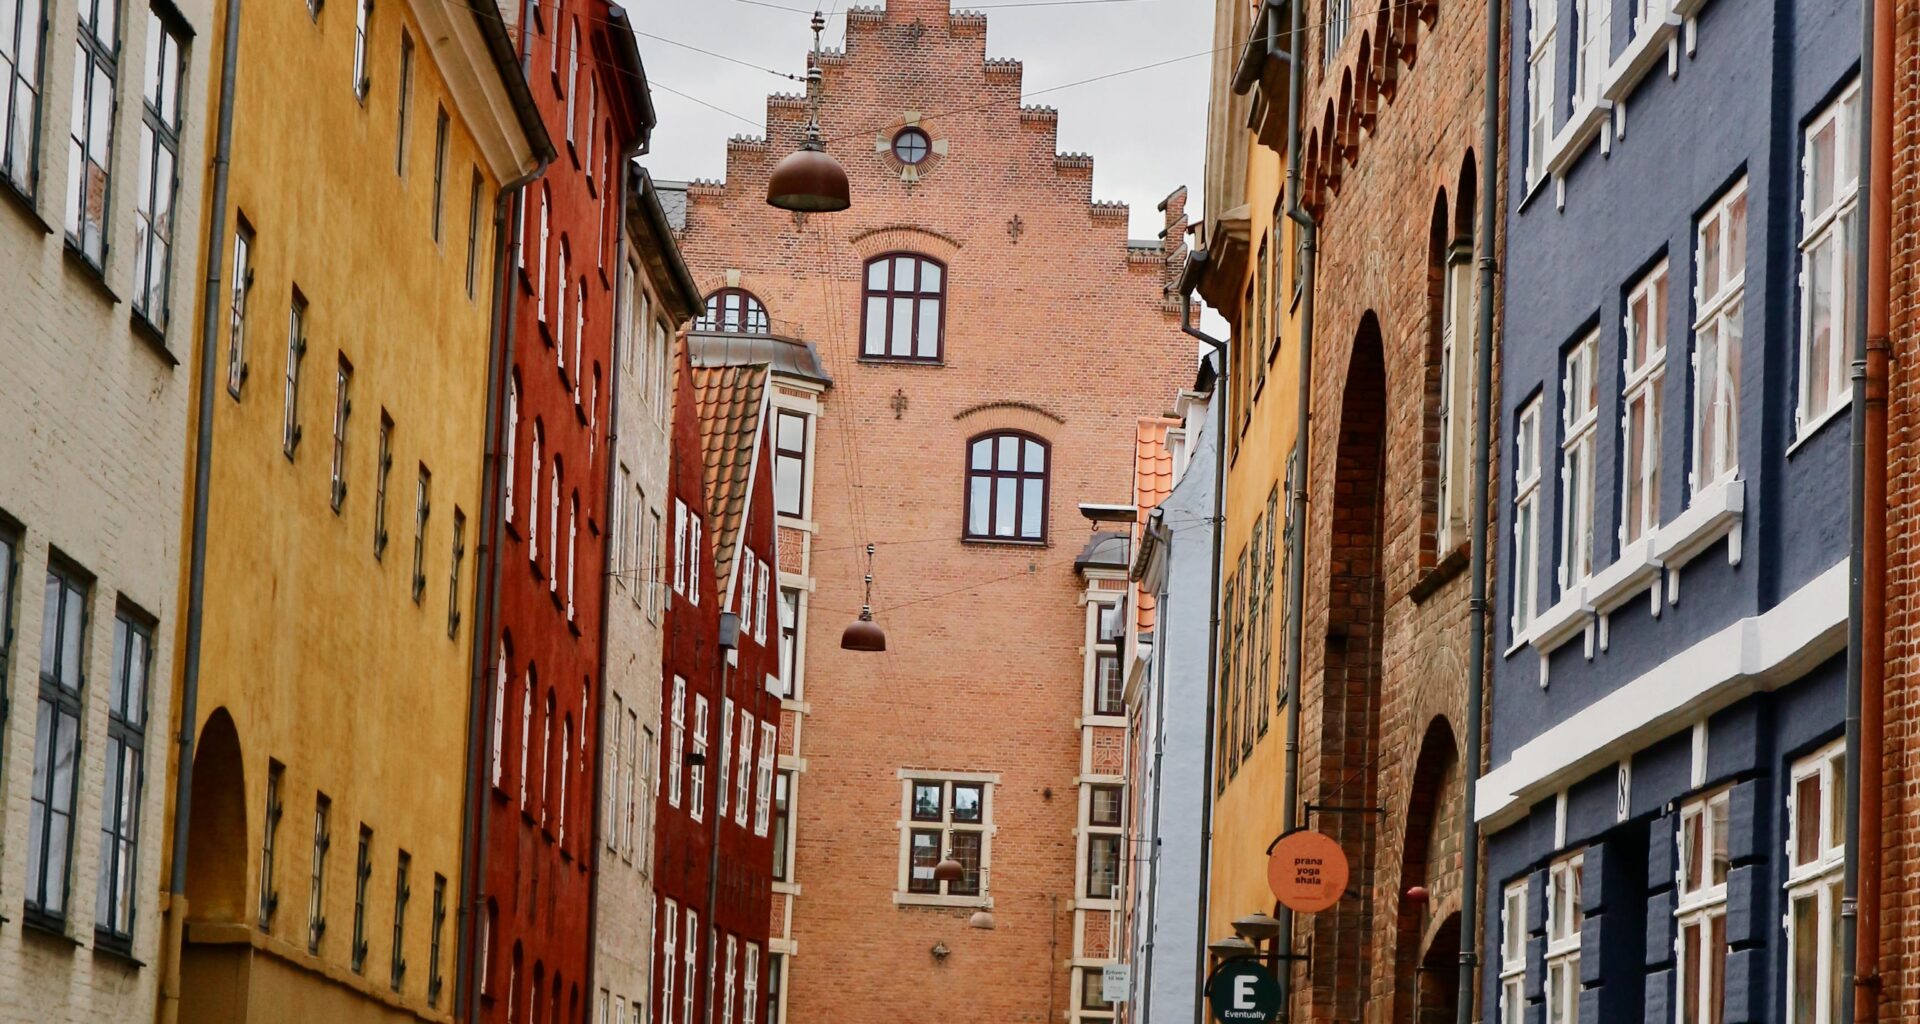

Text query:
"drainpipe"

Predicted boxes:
[[157, 0, 245, 1017], [1843, 0, 1887, 1009], [1137, 517, 1173, 1024], [1179, 287, 1226, 1024], [1276, 0, 1318, 1011], [704, 634, 736, 1024], [1454, 0, 1503, 1016]]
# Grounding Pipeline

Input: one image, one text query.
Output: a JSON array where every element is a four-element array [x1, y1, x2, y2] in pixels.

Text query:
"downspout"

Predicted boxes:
[[1843, 0, 1887, 1008], [1136, 515, 1175, 1024], [1277, 0, 1317, 1011], [1455, 0, 1503, 1015], [158, 0, 245, 1016], [704, 646, 734, 1024], [1180, 287, 1227, 1024]]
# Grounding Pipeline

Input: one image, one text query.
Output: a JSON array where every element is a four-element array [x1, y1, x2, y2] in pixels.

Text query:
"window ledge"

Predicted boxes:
[[130, 310, 180, 366], [1651, 478, 1744, 604], [64, 243, 122, 305], [1603, 14, 1681, 107], [1410, 543, 1469, 603], [0, 178, 52, 235], [856, 356, 945, 368], [892, 892, 991, 910], [1588, 536, 1664, 649], [1544, 99, 1612, 184], [1528, 585, 1593, 686], [21, 913, 78, 947], [91, 934, 144, 967], [960, 536, 1049, 549], [1788, 399, 1850, 457], [1672, 0, 1709, 21]]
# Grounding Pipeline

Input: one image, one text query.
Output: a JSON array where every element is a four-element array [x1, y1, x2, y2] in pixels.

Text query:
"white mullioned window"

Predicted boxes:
[[1438, 242, 1475, 554], [1559, 334, 1599, 592], [723, 935, 737, 1024], [744, 944, 760, 1024], [717, 698, 734, 821], [1545, 852, 1585, 1024], [673, 501, 687, 595], [567, 494, 578, 619], [330, 357, 352, 511], [537, 188, 551, 323], [1692, 181, 1747, 495], [1796, 83, 1862, 436], [1500, 882, 1527, 1024], [1512, 399, 1543, 636], [689, 515, 703, 605], [660, 899, 678, 1024], [648, 509, 664, 621], [528, 424, 542, 563], [901, 775, 992, 898], [1675, 788, 1730, 1024], [351, 0, 371, 95], [691, 695, 709, 821], [1573, 0, 1609, 109], [606, 693, 624, 851], [1785, 741, 1846, 1024], [734, 709, 752, 828], [66, 0, 119, 268], [548, 460, 561, 590], [756, 563, 771, 643], [739, 549, 757, 637], [755, 721, 776, 836], [492, 644, 507, 788], [228, 223, 254, 396], [1526, 0, 1558, 187], [519, 669, 533, 809], [1621, 262, 1668, 546], [668, 677, 685, 807], [682, 911, 699, 1024], [505, 376, 519, 524], [284, 294, 308, 457]]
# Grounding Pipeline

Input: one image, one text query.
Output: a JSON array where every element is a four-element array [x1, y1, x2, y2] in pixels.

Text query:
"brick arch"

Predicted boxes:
[[1310, 312, 1388, 1023], [1398, 0, 1421, 69], [1321, 102, 1342, 197], [1392, 714, 1462, 1024], [847, 223, 964, 265], [1453, 150, 1478, 244], [1337, 69, 1357, 165], [1356, 36, 1378, 132], [952, 399, 1067, 428], [1417, 188, 1452, 572]]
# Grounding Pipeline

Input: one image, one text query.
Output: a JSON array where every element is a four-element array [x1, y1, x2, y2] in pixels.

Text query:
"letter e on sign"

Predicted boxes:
[[1267, 830, 1349, 913]]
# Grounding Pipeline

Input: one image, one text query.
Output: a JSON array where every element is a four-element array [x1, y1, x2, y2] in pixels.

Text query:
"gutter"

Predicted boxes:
[[1178, 280, 1225, 1024], [634, 165, 704, 319], [1132, 512, 1174, 1024], [1454, 0, 1504, 1010], [467, 0, 554, 164], [159, 0, 247, 1016]]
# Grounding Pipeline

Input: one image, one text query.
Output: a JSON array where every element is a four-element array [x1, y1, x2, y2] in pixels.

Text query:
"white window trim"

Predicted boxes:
[[1511, 398, 1544, 646], [1525, 0, 1558, 189], [668, 678, 686, 808], [1674, 788, 1730, 1024], [894, 772, 996, 908], [1784, 740, 1846, 1024], [718, 697, 734, 821], [1438, 244, 1475, 554], [734, 709, 753, 828], [1559, 334, 1600, 594], [1545, 851, 1585, 1024], [1794, 82, 1862, 443], [1621, 263, 1668, 549], [660, 899, 679, 1024], [1499, 882, 1527, 1024], [1691, 181, 1748, 496], [690, 695, 709, 821], [754, 721, 776, 836]]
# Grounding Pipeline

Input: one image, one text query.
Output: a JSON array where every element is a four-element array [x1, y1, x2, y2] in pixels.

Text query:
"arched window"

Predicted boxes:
[[862, 253, 945, 361], [548, 456, 562, 590], [537, 187, 551, 322], [528, 421, 543, 563], [504, 373, 519, 524], [965, 432, 1049, 541], [558, 715, 572, 843], [519, 666, 535, 809], [696, 288, 770, 334], [541, 691, 555, 829], [492, 637, 510, 788], [566, 492, 578, 620]]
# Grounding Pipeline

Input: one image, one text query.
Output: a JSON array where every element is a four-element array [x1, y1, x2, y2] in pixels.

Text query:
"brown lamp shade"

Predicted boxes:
[[933, 857, 965, 883], [767, 146, 851, 212], [841, 609, 886, 651]]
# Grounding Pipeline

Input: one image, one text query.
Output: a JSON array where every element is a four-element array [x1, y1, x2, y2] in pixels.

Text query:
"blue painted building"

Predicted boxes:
[[1480, 0, 1860, 1015]]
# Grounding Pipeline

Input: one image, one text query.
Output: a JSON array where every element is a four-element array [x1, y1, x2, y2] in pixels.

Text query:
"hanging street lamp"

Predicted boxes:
[[841, 543, 887, 651], [767, 10, 851, 213]]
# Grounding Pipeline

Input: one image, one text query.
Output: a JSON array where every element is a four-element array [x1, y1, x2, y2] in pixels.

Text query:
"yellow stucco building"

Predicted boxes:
[[157, 0, 548, 1018], [1195, 0, 1303, 970]]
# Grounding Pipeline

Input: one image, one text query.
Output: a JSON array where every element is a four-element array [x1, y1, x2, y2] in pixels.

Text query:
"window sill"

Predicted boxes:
[[64, 242, 122, 305], [1543, 98, 1611, 184], [21, 912, 78, 947], [1650, 478, 1744, 603], [0, 177, 52, 235], [1602, 14, 1681, 107], [91, 933, 144, 967], [1410, 543, 1469, 603], [892, 892, 991, 910], [856, 356, 945, 367], [1587, 536, 1664, 649], [1528, 584, 1593, 686], [960, 536, 1048, 548], [1787, 398, 1850, 457], [130, 309, 181, 366]]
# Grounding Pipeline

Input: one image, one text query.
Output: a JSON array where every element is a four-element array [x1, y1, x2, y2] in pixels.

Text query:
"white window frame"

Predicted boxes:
[[744, 943, 760, 1024], [505, 376, 519, 524], [896, 772, 994, 905], [723, 935, 737, 1024], [682, 910, 699, 1024], [690, 695, 709, 822], [519, 669, 533, 809], [1500, 881, 1527, 1024], [689, 515, 703, 605], [1512, 398, 1543, 637], [1621, 262, 1667, 547], [1785, 740, 1846, 1024], [1675, 788, 1730, 1024], [718, 697, 734, 821], [528, 425, 543, 563], [1526, 0, 1558, 188], [1691, 181, 1748, 495], [647, 508, 663, 621], [228, 224, 254, 397], [606, 692, 624, 852], [1559, 334, 1599, 593], [1545, 851, 1584, 1024], [735, 709, 753, 827], [1795, 83, 1862, 439], [660, 899, 678, 1024], [673, 501, 687, 595], [668, 677, 685, 808], [754, 721, 776, 836], [755, 563, 771, 643], [492, 645, 507, 789], [1573, 0, 1609, 110], [1438, 243, 1475, 554]]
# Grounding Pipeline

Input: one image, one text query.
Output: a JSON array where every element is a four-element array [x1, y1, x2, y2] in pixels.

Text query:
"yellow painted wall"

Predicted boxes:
[[164, 0, 510, 1016], [1207, 116, 1304, 956]]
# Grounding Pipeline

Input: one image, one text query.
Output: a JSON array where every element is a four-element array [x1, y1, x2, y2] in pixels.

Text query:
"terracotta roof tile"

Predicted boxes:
[[691, 362, 772, 598], [1133, 416, 1180, 631]]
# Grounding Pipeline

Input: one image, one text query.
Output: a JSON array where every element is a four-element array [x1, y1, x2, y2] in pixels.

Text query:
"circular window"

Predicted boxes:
[[892, 127, 932, 166]]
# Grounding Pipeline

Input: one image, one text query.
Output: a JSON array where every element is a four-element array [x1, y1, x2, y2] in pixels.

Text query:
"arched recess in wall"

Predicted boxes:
[[1392, 714, 1463, 1024], [1312, 312, 1389, 1023], [1420, 188, 1453, 571], [185, 707, 247, 923]]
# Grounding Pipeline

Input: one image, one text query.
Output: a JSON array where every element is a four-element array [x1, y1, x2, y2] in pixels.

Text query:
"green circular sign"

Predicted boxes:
[[1207, 959, 1281, 1023]]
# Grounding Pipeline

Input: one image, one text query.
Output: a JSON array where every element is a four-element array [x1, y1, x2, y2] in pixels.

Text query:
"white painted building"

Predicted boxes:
[[0, 0, 210, 1014], [592, 164, 702, 1024]]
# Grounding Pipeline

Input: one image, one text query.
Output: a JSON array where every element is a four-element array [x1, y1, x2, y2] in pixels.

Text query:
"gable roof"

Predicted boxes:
[[691, 362, 773, 603], [1133, 416, 1179, 631]]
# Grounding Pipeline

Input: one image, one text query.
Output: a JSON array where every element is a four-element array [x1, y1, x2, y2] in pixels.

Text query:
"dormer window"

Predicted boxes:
[[696, 288, 770, 334]]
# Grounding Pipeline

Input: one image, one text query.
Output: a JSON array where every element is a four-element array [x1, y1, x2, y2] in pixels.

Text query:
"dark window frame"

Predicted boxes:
[[258, 758, 283, 930], [1088, 784, 1123, 828], [773, 410, 808, 518], [132, 5, 187, 332], [906, 828, 941, 894], [283, 290, 308, 459], [891, 126, 931, 165], [1084, 832, 1122, 899], [859, 252, 946, 362], [374, 413, 393, 557], [27, 562, 89, 930], [963, 430, 1050, 543], [94, 606, 151, 951], [351, 825, 372, 973], [428, 873, 446, 1005], [65, 0, 120, 269], [309, 793, 331, 954], [391, 849, 410, 991], [695, 287, 770, 334], [429, 106, 448, 240]]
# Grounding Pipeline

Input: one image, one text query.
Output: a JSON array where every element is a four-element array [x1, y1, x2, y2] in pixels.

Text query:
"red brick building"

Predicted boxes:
[[659, 1, 1191, 1020], [469, 2, 648, 1018], [647, 343, 783, 1024]]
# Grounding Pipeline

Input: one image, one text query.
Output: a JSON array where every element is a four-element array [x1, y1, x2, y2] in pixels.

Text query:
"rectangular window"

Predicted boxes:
[[331, 357, 353, 512], [717, 697, 734, 821], [26, 565, 87, 926], [1573, 0, 1609, 109], [1438, 244, 1475, 553], [351, 825, 372, 973], [448, 508, 466, 636], [259, 759, 284, 929], [429, 873, 446, 1006], [660, 899, 679, 1024], [689, 515, 702, 605], [1797, 83, 1862, 435], [95, 608, 151, 949], [691, 695, 709, 821], [668, 677, 685, 807], [1085, 833, 1122, 899], [64, 0, 117, 266], [735, 709, 753, 827], [860, 254, 946, 361], [767, 952, 784, 1024], [394, 32, 412, 174], [900, 778, 989, 898], [133, 8, 186, 328], [309, 793, 331, 953], [755, 721, 775, 836], [0, 0, 45, 195], [431, 107, 448, 240], [466, 171, 483, 297], [1786, 742, 1846, 1024], [1512, 398, 1543, 635], [774, 411, 807, 517], [771, 770, 792, 882], [390, 850, 411, 991], [778, 587, 800, 695], [744, 943, 760, 1024], [284, 293, 309, 458], [351, 0, 371, 97], [647, 508, 663, 621], [1526, 0, 1557, 187], [1545, 852, 1584, 1024], [612, 465, 628, 582], [606, 692, 623, 852], [636, 720, 653, 862], [1677, 789, 1730, 1024], [756, 562, 771, 644], [1622, 263, 1667, 546], [1559, 334, 1599, 592], [412, 465, 431, 602], [683, 910, 699, 1024], [1322, 0, 1349, 65], [673, 500, 687, 595], [1499, 882, 1526, 1024], [723, 935, 737, 1024], [1692, 181, 1747, 494], [228, 221, 254, 397], [1089, 784, 1123, 827]]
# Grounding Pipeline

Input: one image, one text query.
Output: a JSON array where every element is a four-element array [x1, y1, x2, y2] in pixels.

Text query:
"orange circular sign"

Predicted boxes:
[[1267, 831, 1350, 913]]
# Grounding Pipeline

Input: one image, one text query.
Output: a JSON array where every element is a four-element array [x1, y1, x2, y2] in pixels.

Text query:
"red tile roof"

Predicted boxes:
[[1133, 416, 1180, 631], [691, 362, 772, 600]]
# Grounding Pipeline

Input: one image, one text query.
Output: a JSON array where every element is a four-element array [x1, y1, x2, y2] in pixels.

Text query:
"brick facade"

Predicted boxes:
[[662, 1, 1190, 1020]]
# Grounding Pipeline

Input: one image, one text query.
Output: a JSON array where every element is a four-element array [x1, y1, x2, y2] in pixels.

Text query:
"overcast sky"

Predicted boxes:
[[626, 0, 1218, 240]]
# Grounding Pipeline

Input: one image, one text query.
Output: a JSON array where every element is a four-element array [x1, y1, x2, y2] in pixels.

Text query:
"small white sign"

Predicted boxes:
[[1102, 963, 1131, 1003]]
